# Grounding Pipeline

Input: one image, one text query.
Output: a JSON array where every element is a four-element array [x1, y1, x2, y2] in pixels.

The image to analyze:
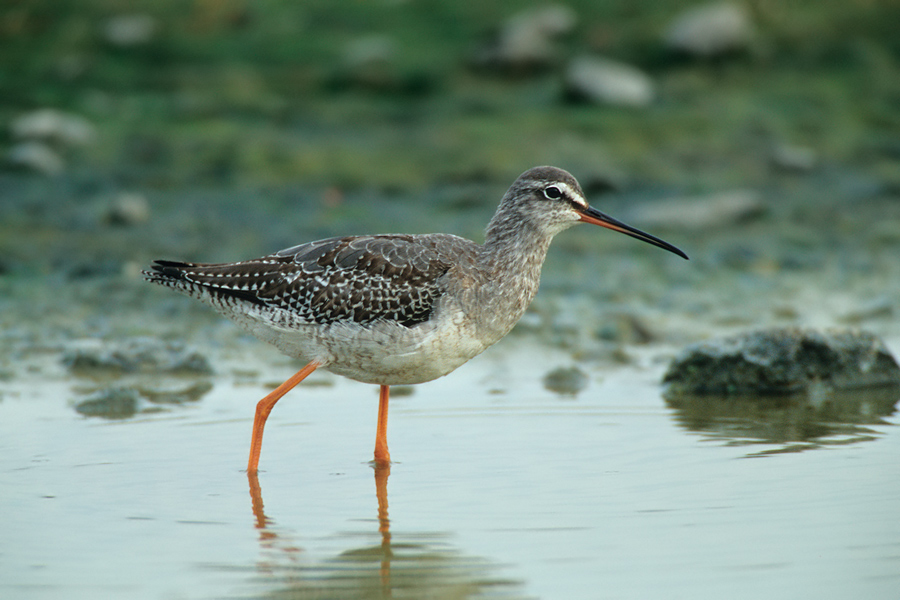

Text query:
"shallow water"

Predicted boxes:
[[2, 339, 898, 600]]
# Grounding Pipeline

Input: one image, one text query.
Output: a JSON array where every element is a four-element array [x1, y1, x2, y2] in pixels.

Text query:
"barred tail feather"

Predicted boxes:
[[143, 260, 266, 307]]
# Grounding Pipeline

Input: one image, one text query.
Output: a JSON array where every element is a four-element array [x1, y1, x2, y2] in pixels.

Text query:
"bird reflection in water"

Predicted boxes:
[[374, 463, 392, 594], [245, 466, 523, 599], [246, 466, 392, 591], [248, 471, 305, 571]]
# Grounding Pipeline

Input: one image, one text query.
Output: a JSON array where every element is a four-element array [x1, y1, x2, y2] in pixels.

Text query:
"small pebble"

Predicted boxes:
[[103, 14, 158, 47], [471, 4, 577, 73], [543, 366, 589, 396], [564, 56, 655, 108], [10, 109, 96, 146], [75, 388, 139, 419], [105, 193, 151, 226], [7, 142, 65, 175], [770, 144, 817, 173]]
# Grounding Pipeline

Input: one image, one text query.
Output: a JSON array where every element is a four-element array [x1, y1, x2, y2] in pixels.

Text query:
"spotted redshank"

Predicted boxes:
[[145, 166, 687, 472]]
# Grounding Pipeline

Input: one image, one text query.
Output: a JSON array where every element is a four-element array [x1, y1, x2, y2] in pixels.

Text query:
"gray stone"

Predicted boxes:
[[7, 142, 65, 175], [104, 192, 151, 226], [564, 56, 655, 107], [344, 35, 396, 72], [331, 34, 431, 94], [336, 35, 401, 91], [472, 4, 577, 73], [770, 144, 817, 173], [543, 366, 589, 396], [631, 189, 764, 231], [664, 2, 753, 58], [11, 108, 96, 146], [75, 388, 139, 419], [103, 14, 158, 47], [63, 337, 213, 375]]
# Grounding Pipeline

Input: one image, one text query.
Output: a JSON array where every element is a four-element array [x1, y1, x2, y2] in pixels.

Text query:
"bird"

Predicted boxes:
[[144, 166, 687, 473]]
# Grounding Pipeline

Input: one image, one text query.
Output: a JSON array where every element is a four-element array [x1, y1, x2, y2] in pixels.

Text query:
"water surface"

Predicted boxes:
[[2, 341, 898, 599]]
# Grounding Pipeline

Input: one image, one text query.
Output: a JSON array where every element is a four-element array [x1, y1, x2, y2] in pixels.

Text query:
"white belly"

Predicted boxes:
[[224, 301, 489, 385]]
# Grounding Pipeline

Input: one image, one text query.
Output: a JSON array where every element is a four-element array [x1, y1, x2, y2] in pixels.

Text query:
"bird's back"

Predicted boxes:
[[145, 233, 488, 383]]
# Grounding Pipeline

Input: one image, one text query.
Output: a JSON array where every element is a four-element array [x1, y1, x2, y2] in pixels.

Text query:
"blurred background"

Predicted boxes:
[[2, 0, 899, 343], [1, 0, 897, 251], [2, 2, 900, 599]]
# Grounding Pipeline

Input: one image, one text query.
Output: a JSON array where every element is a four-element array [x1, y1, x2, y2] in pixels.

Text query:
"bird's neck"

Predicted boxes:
[[468, 211, 554, 343], [482, 215, 553, 280]]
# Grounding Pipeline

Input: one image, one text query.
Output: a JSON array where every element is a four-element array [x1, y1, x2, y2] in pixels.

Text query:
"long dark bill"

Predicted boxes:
[[578, 205, 688, 260]]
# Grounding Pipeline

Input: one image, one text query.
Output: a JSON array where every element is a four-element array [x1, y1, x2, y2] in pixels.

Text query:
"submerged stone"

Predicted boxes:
[[63, 337, 213, 375], [139, 380, 213, 405], [663, 328, 900, 396], [75, 388, 139, 419], [543, 366, 589, 396]]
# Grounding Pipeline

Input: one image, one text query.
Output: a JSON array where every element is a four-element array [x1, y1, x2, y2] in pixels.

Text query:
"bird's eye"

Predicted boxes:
[[543, 185, 563, 200]]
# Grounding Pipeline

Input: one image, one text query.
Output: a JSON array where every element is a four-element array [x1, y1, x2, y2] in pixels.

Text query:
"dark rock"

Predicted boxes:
[[543, 366, 589, 396], [663, 328, 900, 396], [139, 380, 213, 404], [63, 337, 213, 375], [74, 381, 213, 419], [75, 388, 139, 419]]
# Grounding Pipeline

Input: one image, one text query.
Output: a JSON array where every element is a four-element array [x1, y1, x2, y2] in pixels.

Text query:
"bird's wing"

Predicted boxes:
[[146, 234, 477, 327]]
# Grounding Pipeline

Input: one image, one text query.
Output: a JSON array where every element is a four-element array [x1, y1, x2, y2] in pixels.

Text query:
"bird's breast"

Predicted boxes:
[[317, 305, 488, 385]]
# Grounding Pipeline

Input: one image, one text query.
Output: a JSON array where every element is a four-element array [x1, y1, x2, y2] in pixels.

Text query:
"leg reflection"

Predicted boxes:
[[245, 466, 393, 581], [247, 471, 302, 571], [244, 467, 521, 597], [374, 462, 392, 596]]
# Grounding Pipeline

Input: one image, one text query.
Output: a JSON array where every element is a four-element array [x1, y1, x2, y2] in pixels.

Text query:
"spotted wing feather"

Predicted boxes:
[[145, 234, 474, 327]]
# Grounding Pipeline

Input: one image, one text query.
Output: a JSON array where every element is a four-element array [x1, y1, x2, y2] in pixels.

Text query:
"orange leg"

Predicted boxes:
[[374, 385, 391, 465], [247, 361, 320, 474]]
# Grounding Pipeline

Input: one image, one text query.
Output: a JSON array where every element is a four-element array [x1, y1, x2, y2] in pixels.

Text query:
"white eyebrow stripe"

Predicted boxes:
[[552, 182, 587, 208]]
